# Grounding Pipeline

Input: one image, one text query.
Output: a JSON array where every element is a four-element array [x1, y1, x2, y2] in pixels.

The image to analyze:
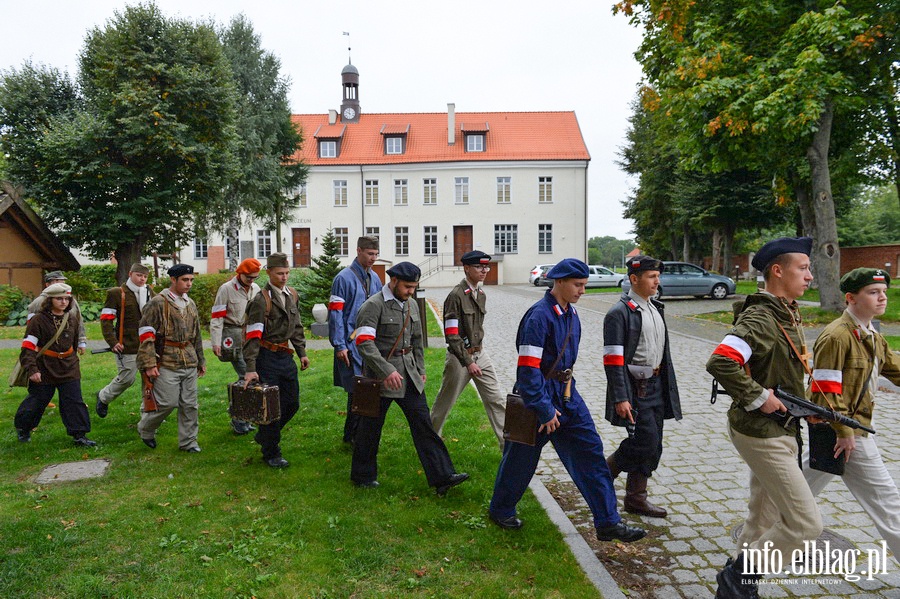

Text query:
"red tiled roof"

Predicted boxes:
[[290, 111, 590, 166], [313, 124, 346, 139], [380, 124, 410, 135]]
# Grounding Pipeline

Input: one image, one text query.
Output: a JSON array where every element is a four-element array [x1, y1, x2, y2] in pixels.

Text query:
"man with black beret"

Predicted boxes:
[[803, 267, 900, 560], [431, 250, 506, 446], [136, 264, 206, 452], [603, 256, 681, 518], [489, 258, 645, 543], [707, 237, 822, 598], [350, 261, 469, 495]]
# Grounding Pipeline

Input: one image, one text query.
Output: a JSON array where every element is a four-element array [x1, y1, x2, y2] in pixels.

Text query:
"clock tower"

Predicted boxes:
[[340, 61, 360, 123]]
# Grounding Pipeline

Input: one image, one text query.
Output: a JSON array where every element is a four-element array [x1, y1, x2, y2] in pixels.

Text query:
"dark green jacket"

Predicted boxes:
[[442, 279, 486, 368], [243, 283, 307, 373]]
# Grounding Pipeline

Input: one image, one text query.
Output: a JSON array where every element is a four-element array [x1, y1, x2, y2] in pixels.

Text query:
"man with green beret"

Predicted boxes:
[[804, 267, 900, 561], [96, 263, 155, 418]]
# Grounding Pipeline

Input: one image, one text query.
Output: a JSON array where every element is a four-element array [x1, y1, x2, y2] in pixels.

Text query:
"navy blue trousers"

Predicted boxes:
[[489, 398, 621, 528], [255, 348, 300, 460], [613, 375, 665, 477], [15, 379, 90, 438]]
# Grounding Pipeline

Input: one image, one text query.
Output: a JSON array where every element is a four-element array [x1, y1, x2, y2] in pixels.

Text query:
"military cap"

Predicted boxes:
[[627, 255, 663, 277], [546, 258, 589, 280], [461, 250, 491, 266], [386, 261, 421, 282], [840, 267, 891, 294], [266, 252, 290, 269], [129, 263, 150, 275], [44, 270, 67, 283], [357, 235, 379, 251], [751, 237, 812, 270], [167, 264, 194, 278], [44, 283, 72, 297]]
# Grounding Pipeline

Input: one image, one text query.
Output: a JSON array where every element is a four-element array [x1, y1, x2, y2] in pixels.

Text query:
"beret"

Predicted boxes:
[[546, 258, 589, 280], [461, 250, 491, 266], [236, 258, 262, 275], [43, 270, 67, 283], [167, 264, 194, 278], [357, 235, 380, 251], [840, 267, 891, 294], [627, 255, 663, 276], [129, 263, 150, 275], [266, 253, 290, 269], [751, 237, 812, 270], [44, 283, 72, 297], [386, 261, 421, 282]]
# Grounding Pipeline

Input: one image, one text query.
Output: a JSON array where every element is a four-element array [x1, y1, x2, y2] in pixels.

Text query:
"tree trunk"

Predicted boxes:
[[805, 100, 842, 312], [114, 238, 146, 285], [884, 75, 900, 206], [711, 228, 722, 273], [682, 224, 690, 262], [274, 199, 283, 254], [723, 224, 735, 279], [226, 216, 240, 271]]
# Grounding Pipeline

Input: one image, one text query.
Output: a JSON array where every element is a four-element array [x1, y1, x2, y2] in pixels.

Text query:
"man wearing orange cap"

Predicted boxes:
[[211, 258, 262, 435]]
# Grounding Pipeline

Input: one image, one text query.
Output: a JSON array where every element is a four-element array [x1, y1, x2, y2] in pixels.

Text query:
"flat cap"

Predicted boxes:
[[44, 283, 72, 297], [357, 235, 379, 251], [44, 270, 67, 283], [546, 258, 589, 280], [627, 255, 663, 277], [461, 250, 491, 266], [129, 263, 150, 275], [751, 237, 812, 270], [840, 267, 891, 294], [167, 264, 194, 278], [266, 252, 290, 269], [386, 261, 421, 282]]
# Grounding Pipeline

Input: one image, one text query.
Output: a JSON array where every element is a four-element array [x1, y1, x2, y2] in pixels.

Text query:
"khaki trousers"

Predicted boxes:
[[730, 426, 823, 558], [431, 348, 506, 446], [137, 367, 199, 450], [98, 353, 138, 404]]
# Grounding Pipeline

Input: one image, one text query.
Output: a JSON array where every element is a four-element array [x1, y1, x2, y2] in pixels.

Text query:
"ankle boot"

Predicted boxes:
[[624, 472, 667, 518], [606, 452, 621, 479]]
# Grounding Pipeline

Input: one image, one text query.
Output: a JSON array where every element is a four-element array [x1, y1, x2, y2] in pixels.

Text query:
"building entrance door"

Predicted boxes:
[[292, 228, 311, 267], [453, 226, 473, 265]]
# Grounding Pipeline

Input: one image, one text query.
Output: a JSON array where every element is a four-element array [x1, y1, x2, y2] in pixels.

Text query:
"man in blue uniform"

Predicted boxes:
[[329, 235, 383, 443], [488, 259, 646, 543]]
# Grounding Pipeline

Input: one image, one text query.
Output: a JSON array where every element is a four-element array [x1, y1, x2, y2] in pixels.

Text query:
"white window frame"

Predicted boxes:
[[193, 238, 208, 259], [395, 226, 409, 256], [334, 227, 349, 257], [320, 140, 336, 158], [295, 183, 307, 208], [365, 180, 379, 206], [497, 177, 511, 204], [539, 176, 553, 203], [494, 224, 518, 254], [333, 180, 348, 207], [538, 224, 553, 254], [256, 230, 272, 258], [365, 226, 380, 240], [423, 178, 437, 205], [454, 177, 469, 205], [386, 137, 403, 154], [394, 179, 408, 206], [423, 226, 438, 255], [466, 134, 484, 152]]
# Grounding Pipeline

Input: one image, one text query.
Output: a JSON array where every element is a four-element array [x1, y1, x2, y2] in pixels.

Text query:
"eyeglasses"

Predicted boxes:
[[244, 275, 260, 280], [474, 265, 491, 271]]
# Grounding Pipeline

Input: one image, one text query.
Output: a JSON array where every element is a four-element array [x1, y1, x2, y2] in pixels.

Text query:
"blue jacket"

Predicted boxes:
[[329, 261, 383, 391]]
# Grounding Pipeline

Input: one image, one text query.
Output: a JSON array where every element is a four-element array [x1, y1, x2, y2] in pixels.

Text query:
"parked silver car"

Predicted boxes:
[[621, 261, 736, 299], [541, 265, 625, 288]]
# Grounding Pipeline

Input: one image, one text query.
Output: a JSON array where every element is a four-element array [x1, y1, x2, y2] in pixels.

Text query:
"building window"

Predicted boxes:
[[365, 226, 379, 240], [295, 183, 307, 208], [193, 238, 208, 259], [497, 177, 511, 204], [466, 134, 484, 152], [365, 180, 379, 206], [320, 140, 336, 158], [394, 179, 408, 206], [395, 227, 409, 256], [423, 178, 437, 205], [334, 227, 349, 257], [333, 180, 348, 207], [454, 177, 469, 205], [538, 224, 553, 253], [256, 230, 272, 258], [386, 137, 403, 154], [539, 176, 553, 203], [424, 226, 438, 255], [494, 224, 518, 254]]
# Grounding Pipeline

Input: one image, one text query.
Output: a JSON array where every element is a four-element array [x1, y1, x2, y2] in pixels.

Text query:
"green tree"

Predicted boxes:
[[0, 3, 238, 283], [297, 228, 342, 326], [587, 236, 635, 269], [837, 185, 900, 245], [217, 14, 307, 265]]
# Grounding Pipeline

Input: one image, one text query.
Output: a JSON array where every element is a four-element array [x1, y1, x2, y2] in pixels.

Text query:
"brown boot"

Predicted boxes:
[[624, 473, 667, 518], [606, 452, 621, 479]]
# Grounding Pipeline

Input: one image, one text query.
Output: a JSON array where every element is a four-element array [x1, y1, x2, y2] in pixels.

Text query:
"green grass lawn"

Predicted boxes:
[[0, 349, 600, 599]]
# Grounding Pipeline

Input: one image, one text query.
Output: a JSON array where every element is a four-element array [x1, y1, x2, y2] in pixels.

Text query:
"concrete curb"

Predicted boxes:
[[529, 477, 627, 599]]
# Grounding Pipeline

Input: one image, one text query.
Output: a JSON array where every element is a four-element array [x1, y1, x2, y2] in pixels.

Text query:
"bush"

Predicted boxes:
[[79, 301, 103, 322], [62, 271, 106, 303], [74, 264, 118, 289], [185, 272, 234, 326], [0, 285, 30, 325]]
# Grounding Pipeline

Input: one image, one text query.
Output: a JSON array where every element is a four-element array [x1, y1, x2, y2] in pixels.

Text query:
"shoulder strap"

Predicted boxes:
[[774, 319, 837, 411], [350, 266, 373, 300], [119, 286, 126, 346], [262, 288, 272, 325], [544, 310, 574, 378], [37, 311, 71, 355]]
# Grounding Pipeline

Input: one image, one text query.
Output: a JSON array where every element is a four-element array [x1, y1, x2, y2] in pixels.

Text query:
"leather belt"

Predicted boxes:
[[466, 346, 482, 355], [387, 346, 413, 356], [548, 368, 573, 383], [41, 347, 74, 359], [164, 340, 189, 349], [260, 339, 294, 355]]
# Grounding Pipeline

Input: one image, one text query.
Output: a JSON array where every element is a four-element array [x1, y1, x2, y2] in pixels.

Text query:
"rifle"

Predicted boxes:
[[140, 370, 159, 412], [91, 347, 112, 355]]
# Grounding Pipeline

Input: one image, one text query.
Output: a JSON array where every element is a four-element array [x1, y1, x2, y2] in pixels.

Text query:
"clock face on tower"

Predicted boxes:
[[343, 107, 356, 120]]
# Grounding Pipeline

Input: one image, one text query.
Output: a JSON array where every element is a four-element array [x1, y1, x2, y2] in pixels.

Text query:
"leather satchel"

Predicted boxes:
[[503, 393, 538, 446], [808, 422, 845, 475], [351, 376, 382, 418]]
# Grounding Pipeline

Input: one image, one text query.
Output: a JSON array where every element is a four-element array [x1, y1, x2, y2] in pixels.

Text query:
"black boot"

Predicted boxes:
[[715, 555, 760, 599]]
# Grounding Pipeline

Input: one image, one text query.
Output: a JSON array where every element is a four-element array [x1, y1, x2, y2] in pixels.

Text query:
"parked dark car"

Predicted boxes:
[[621, 261, 736, 299]]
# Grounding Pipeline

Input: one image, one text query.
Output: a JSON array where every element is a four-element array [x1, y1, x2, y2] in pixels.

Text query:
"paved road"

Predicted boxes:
[[427, 284, 900, 599]]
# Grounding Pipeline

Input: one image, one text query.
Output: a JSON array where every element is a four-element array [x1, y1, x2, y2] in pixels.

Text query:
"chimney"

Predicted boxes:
[[328, 109, 337, 125], [447, 103, 455, 146]]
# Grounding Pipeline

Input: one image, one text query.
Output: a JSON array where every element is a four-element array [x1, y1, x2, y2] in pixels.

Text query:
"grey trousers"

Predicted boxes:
[[431, 348, 506, 446], [137, 367, 200, 450], [98, 353, 138, 404]]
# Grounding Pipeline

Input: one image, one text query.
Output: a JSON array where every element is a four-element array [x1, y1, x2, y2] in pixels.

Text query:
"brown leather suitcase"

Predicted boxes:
[[228, 382, 281, 425]]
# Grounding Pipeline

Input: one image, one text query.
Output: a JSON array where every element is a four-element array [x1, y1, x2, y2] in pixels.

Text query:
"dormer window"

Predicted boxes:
[[386, 137, 403, 154], [466, 134, 484, 152], [381, 124, 409, 155], [460, 122, 489, 153], [320, 140, 337, 158], [313, 123, 346, 158]]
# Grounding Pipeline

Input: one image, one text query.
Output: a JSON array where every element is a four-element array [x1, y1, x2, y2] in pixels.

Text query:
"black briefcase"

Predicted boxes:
[[503, 393, 538, 446], [808, 422, 845, 475]]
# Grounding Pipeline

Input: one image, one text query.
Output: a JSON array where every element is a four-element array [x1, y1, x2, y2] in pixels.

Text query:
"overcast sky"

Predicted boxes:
[[2, 0, 645, 240]]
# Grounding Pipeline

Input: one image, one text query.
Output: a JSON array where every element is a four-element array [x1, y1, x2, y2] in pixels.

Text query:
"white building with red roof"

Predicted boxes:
[[184, 61, 590, 285]]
